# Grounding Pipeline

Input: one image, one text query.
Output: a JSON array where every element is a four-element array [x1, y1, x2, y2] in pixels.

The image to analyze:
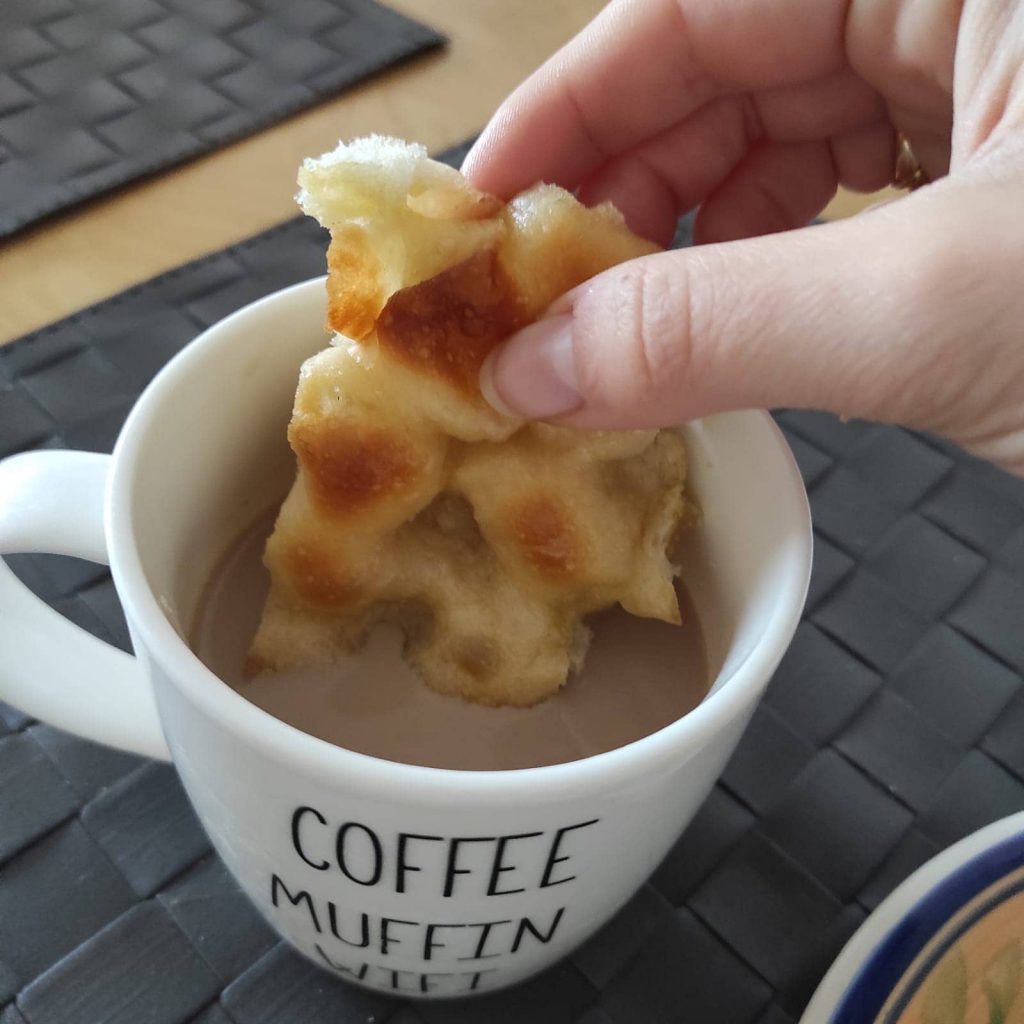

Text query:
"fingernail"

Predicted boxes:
[[480, 315, 582, 419]]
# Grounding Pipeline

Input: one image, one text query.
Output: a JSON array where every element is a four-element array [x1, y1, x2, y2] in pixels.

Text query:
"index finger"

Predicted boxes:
[[462, 0, 849, 198]]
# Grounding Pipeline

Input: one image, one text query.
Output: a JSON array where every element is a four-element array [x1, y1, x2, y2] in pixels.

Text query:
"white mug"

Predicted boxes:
[[0, 279, 812, 998]]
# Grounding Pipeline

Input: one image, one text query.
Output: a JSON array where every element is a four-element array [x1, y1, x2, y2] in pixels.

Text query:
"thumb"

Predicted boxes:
[[481, 186, 1019, 443]]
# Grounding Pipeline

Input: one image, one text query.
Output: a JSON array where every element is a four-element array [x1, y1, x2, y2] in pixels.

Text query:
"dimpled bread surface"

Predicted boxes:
[[248, 136, 694, 707]]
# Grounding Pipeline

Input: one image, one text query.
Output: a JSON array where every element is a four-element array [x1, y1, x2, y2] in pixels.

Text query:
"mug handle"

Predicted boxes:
[[0, 450, 170, 760]]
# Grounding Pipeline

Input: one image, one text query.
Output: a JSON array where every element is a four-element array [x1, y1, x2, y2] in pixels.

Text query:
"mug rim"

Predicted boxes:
[[106, 277, 813, 802]]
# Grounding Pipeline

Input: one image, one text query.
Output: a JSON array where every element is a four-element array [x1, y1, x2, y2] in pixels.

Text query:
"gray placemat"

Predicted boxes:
[[0, 0, 443, 237], [2, 147, 1024, 1023]]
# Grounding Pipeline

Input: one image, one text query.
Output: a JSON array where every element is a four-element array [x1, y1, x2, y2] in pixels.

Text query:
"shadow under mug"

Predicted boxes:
[[0, 278, 812, 998]]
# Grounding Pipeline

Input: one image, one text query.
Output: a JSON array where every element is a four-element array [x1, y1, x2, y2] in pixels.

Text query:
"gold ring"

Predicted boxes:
[[893, 132, 930, 191]]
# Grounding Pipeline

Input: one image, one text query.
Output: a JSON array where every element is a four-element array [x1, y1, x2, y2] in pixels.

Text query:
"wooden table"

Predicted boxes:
[[0, 0, 886, 346]]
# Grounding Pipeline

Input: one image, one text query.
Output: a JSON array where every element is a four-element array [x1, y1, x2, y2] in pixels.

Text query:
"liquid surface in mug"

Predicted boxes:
[[191, 511, 710, 771]]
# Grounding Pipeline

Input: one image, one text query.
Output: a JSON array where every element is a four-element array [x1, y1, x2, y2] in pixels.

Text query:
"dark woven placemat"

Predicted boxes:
[[3, 145, 1024, 1024], [0, 0, 443, 237]]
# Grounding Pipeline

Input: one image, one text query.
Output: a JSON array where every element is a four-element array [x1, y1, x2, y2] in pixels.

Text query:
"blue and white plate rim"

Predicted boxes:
[[800, 809, 1024, 1024]]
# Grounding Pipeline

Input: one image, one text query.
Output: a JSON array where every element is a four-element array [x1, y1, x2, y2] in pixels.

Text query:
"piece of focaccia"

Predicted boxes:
[[249, 136, 694, 707]]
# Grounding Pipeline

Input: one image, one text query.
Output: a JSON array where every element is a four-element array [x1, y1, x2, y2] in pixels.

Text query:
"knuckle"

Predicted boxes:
[[574, 254, 707, 419]]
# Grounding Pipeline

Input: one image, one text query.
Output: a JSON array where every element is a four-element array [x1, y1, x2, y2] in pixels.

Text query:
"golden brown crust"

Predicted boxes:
[[324, 228, 386, 339], [249, 137, 692, 706], [506, 495, 583, 582], [289, 419, 423, 518], [279, 540, 360, 609], [377, 246, 527, 395]]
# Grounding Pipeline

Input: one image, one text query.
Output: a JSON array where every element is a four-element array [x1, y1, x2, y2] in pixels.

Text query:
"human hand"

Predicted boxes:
[[464, 0, 1024, 474]]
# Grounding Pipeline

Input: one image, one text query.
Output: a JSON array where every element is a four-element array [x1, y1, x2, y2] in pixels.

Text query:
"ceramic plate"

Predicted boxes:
[[803, 811, 1024, 1024]]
